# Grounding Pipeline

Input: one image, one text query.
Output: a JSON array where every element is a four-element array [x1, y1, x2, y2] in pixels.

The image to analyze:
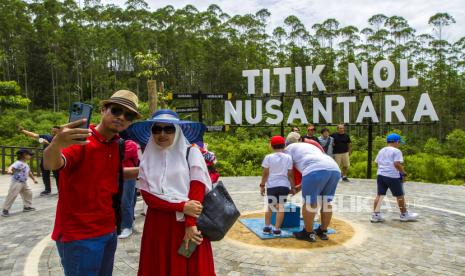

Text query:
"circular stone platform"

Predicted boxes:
[[1, 176, 465, 275], [226, 212, 355, 250]]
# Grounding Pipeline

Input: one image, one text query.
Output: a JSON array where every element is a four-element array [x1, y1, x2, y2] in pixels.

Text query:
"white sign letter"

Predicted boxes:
[[337, 96, 356, 123], [305, 65, 326, 92], [242, 69, 260, 95], [265, 99, 283, 124], [373, 60, 395, 88], [385, 95, 407, 122], [295, 67, 303, 93], [263, 69, 270, 94], [348, 62, 368, 90], [400, 59, 418, 87], [274, 67, 292, 93], [224, 100, 242, 124], [356, 96, 379, 123], [245, 100, 262, 124], [413, 93, 439, 121], [287, 99, 308, 124], [313, 97, 332, 123]]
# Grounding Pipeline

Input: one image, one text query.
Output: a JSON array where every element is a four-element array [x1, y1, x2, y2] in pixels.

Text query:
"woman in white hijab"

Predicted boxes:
[[130, 110, 215, 276]]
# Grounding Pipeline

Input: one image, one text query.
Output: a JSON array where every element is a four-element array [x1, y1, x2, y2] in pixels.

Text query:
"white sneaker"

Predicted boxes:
[[118, 228, 133, 239], [400, 212, 418, 222], [370, 213, 385, 223]]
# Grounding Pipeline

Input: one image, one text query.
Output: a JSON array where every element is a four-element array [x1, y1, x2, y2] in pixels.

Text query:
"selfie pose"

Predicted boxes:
[[130, 109, 215, 276], [43, 90, 140, 276]]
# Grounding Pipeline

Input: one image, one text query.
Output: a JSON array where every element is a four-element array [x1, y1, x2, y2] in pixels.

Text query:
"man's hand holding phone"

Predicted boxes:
[[51, 119, 91, 149]]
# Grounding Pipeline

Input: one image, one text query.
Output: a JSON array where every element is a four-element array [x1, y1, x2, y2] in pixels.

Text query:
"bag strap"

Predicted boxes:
[[186, 146, 192, 170], [323, 137, 330, 152], [113, 138, 126, 235]]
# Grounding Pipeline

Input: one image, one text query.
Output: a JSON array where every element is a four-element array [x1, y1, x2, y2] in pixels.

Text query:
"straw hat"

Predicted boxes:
[[101, 90, 141, 118]]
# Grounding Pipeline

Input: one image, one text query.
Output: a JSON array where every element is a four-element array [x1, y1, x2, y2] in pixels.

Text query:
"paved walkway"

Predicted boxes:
[[0, 175, 464, 275]]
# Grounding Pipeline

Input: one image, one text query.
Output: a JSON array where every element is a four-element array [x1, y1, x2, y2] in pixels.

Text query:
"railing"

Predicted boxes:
[[1, 146, 43, 176]]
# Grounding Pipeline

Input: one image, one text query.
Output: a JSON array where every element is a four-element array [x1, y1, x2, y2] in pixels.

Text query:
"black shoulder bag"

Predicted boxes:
[[186, 147, 240, 241]]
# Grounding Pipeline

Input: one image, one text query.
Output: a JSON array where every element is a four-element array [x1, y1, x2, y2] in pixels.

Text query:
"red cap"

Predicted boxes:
[[270, 135, 285, 146]]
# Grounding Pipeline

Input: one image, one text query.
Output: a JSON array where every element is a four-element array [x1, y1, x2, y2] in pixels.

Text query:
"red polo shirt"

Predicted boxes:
[[52, 125, 120, 242]]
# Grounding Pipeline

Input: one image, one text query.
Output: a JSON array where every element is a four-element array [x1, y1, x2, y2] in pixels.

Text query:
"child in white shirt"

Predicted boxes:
[[371, 134, 418, 223], [260, 136, 295, 236]]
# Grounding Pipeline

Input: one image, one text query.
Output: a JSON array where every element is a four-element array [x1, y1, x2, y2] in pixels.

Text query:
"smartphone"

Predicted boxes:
[[177, 239, 199, 258], [69, 102, 93, 129]]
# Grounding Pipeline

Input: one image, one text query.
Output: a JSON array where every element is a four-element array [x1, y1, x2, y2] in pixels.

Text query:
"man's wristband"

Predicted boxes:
[[259, 184, 265, 188]]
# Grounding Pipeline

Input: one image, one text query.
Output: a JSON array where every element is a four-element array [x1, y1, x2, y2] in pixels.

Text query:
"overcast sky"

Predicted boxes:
[[100, 0, 465, 42]]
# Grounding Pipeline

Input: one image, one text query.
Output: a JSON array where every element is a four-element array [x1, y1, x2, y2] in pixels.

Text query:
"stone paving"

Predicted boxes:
[[1, 175, 465, 275]]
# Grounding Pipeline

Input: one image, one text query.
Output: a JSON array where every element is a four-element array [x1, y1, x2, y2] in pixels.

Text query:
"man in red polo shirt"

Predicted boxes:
[[43, 90, 141, 276]]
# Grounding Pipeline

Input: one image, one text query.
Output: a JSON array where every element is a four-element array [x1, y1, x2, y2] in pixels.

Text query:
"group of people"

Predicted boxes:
[[292, 124, 352, 182], [1, 90, 217, 275], [1, 89, 418, 275], [260, 132, 341, 242], [259, 127, 418, 242]]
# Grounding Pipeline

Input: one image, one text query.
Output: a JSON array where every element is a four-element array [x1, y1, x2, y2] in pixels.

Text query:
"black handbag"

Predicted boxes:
[[197, 181, 240, 241]]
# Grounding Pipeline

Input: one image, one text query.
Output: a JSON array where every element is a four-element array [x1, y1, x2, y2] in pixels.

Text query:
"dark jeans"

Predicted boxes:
[[121, 179, 136, 229], [40, 159, 59, 192], [56, 232, 117, 276]]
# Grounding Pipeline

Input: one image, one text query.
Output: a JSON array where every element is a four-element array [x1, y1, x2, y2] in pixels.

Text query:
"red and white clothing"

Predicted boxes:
[[137, 125, 215, 275]]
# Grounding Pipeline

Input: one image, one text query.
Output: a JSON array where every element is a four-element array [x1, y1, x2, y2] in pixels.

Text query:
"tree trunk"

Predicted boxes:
[[24, 63, 29, 111], [52, 66, 56, 112], [147, 79, 157, 114], [90, 67, 93, 102]]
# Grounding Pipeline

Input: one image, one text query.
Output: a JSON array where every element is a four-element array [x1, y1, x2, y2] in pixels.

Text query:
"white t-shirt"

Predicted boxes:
[[11, 160, 30, 183], [375, 146, 403, 178], [285, 143, 340, 177], [261, 152, 293, 188]]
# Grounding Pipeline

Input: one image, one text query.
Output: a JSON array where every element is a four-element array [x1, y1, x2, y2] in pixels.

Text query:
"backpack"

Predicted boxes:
[[112, 138, 125, 235]]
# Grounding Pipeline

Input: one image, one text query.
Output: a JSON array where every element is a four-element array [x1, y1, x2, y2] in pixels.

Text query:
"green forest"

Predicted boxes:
[[0, 1, 464, 184]]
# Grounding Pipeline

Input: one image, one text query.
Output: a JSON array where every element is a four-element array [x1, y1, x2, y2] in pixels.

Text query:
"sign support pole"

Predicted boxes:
[[367, 91, 374, 179], [198, 90, 203, 123], [280, 93, 284, 137]]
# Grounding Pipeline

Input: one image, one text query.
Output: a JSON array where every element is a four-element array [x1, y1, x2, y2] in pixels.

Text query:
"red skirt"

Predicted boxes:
[[138, 207, 216, 276]]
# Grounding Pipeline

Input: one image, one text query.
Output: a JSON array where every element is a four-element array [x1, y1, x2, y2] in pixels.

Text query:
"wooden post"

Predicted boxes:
[[147, 79, 157, 114], [160, 81, 165, 109], [1, 146, 5, 174]]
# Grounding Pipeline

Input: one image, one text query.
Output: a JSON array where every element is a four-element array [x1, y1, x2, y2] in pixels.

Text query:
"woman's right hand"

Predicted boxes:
[[183, 200, 203, 217]]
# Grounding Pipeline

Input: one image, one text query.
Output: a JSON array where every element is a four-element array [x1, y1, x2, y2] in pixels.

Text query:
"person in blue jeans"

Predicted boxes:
[[285, 141, 341, 242], [43, 90, 141, 276], [119, 139, 140, 239], [56, 232, 117, 275]]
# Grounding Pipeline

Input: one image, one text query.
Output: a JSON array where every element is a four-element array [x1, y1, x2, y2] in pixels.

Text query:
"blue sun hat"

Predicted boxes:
[[126, 109, 207, 147], [386, 133, 405, 144]]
